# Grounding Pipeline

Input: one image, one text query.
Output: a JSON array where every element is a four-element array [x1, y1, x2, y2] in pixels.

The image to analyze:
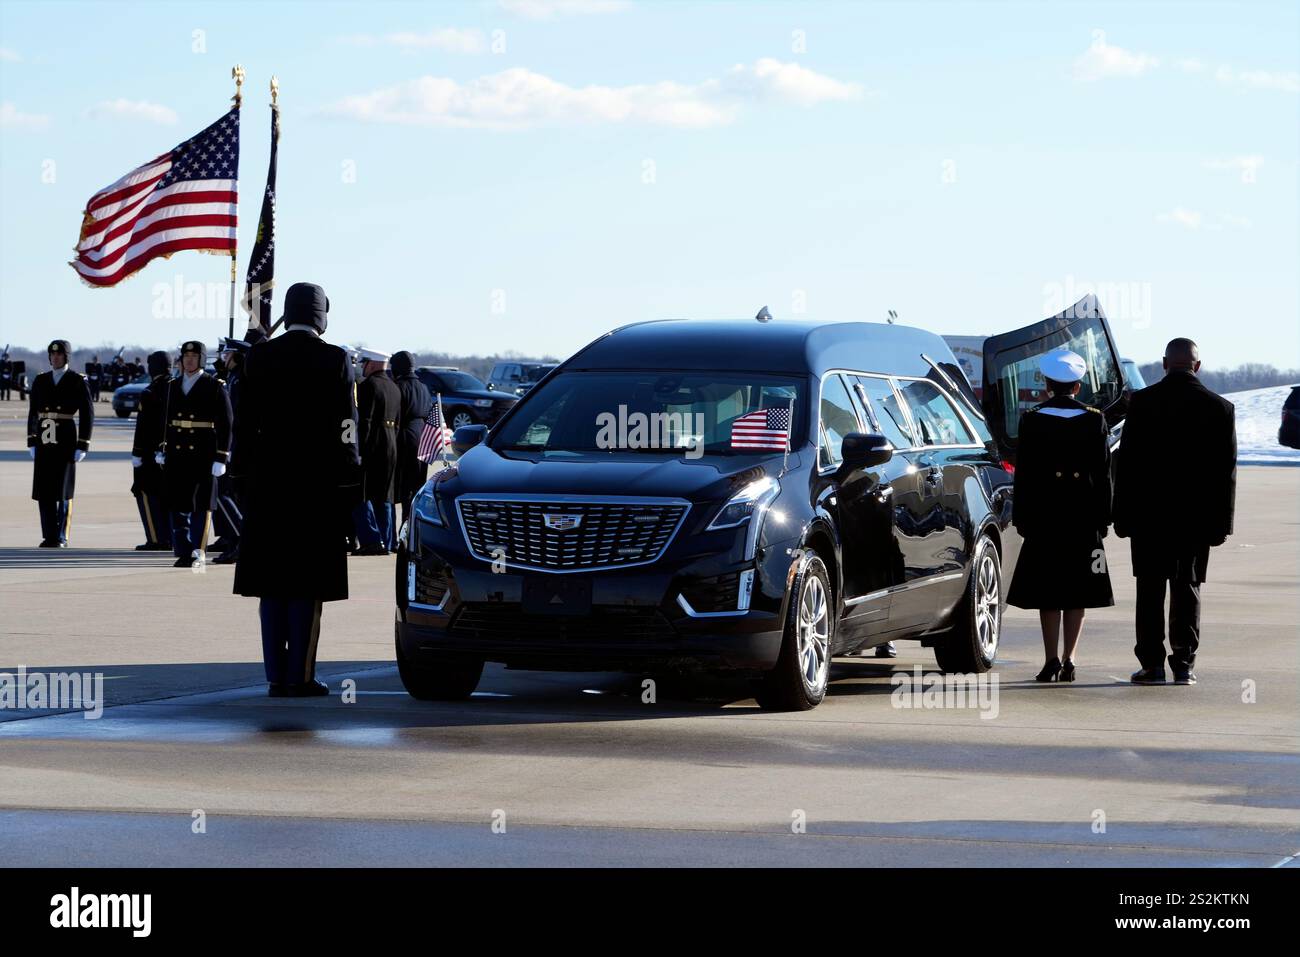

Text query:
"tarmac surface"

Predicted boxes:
[[1, 398, 1297, 866]]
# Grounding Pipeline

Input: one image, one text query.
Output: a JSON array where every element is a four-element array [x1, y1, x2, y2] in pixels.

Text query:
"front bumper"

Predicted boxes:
[[395, 516, 793, 673]]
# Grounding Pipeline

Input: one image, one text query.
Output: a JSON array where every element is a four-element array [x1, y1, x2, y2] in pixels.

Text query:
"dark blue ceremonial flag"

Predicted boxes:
[[241, 101, 278, 343]]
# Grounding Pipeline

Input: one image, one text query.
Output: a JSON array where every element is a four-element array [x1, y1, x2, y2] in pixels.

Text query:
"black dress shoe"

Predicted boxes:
[[38, 540, 61, 548], [874, 641, 898, 658], [267, 683, 288, 697], [1035, 658, 1061, 682], [1130, 668, 1167, 685], [1173, 670, 1197, 685], [172, 555, 197, 568], [212, 546, 239, 565], [208, 537, 235, 553], [284, 679, 330, 697], [353, 544, 389, 557]]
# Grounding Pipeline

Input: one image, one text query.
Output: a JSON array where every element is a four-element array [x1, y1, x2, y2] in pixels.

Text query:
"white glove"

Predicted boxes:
[[211, 462, 227, 478], [74, 450, 86, 463], [28, 447, 35, 459], [131, 455, 142, 468], [155, 451, 166, 466]]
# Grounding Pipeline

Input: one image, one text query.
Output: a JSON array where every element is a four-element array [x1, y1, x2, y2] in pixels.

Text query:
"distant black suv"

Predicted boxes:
[[396, 298, 1126, 710], [414, 367, 517, 431]]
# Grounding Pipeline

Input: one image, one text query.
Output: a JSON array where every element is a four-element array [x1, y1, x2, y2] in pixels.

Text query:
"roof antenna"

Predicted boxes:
[[755, 305, 773, 323], [886, 310, 898, 325]]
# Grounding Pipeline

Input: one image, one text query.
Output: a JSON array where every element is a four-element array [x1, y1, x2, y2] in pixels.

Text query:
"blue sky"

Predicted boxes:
[[1, 0, 1296, 368]]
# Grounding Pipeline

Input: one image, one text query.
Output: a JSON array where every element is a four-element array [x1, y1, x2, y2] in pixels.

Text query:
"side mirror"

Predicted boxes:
[[451, 424, 488, 456], [839, 432, 893, 473]]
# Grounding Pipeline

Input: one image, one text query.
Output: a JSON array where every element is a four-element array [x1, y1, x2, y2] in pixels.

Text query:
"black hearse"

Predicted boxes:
[[395, 296, 1126, 710]]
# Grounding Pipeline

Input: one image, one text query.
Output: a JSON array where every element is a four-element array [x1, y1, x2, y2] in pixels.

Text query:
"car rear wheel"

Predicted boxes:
[[933, 534, 1001, 673], [395, 634, 483, 700], [115, 409, 132, 418], [755, 556, 832, 711], [449, 409, 474, 431]]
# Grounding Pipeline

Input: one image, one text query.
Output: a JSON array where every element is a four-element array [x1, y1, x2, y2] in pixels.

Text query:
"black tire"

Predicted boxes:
[[933, 534, 1001, 673], [755, 555, 833, 711], [448, 409, 475, 431], [115, 409, 131, 418], [395, 634, 483, 700]]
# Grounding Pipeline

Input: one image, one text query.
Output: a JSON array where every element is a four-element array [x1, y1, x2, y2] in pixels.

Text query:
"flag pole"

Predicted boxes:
[[227, 64, 244, 341]]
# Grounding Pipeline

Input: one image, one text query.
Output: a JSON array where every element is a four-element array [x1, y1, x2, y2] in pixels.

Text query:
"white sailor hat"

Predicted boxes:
[[356, 348, 390, 364], [1039, 348, 1087, 383]]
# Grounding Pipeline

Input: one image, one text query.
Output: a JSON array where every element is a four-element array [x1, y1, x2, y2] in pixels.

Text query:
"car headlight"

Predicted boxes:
[[412, 482, 444, 527], [473, 398, 493, 408], [708, 476, 781, 561]]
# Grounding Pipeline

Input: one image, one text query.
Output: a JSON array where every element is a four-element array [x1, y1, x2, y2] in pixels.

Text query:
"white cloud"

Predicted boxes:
[[1176, 58, 1205, 73], [342, 28, 486, 54], [330, 60, 863, 130], [1216, 66, 1300, 94], [498, 0, 630, 19], [1203, 155, 1264, 176], [1157, 208, 1251, 231], [88, 99, 178, 124], [0, 47, 21, 63], [1074, 34, 1159, 81], [1157, 207, 1203, 229], [0, 101, 49, 129]]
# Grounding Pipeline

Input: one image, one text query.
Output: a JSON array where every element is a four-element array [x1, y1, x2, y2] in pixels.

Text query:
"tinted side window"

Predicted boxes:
[[856, 376, 914, 449], [819, 374, 862, 467], [895, 379, 976, 447]]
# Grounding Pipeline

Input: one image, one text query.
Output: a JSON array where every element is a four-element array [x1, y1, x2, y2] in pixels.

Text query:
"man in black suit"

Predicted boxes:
[[27, 340, 94, 546], [353, 349, 401, 556], [1113, 338, 1236, 685], [391, 350, 431, 530], [84, 356, 102, 402], [0, 351, 12, 401], [159, 341, 232, 568], [232, 283, 361, 697]]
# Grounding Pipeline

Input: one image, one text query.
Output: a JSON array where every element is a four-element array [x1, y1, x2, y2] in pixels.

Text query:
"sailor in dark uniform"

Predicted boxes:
[[27, 339, 94, 547], [108, 355, 129, 392], [1006, 349, 1114, 682], [352, 348, 401, 555], [158, 340, 232, 567], [129, 351, 174, 551]]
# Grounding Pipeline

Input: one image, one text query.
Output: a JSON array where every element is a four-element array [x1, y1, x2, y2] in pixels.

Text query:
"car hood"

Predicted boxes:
[[444, 445, 793, 504], [115, 382, 149, 395]]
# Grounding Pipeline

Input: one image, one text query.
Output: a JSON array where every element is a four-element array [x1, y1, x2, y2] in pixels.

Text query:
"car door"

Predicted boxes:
[[981, 294, 1126, 465]]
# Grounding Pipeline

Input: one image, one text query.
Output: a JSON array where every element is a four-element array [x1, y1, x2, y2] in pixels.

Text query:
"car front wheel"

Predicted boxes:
[[755, 555, 832, 711], [396, 633, 484, 700], [449, 409, 475, 431], [933, 534, 1001, 673]]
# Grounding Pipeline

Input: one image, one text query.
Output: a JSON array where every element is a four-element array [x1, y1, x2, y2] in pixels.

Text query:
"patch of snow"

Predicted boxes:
[[1222, 384, 1300, 467]]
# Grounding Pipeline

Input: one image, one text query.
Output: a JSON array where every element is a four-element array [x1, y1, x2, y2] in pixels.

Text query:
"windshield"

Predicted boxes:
[[433, 371, 486, 392], [523, 365, 553, 382], [492, 371, 807, 456]]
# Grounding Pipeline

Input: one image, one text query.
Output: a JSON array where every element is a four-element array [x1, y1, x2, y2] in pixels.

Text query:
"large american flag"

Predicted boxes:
[[417, 394, 453, 463], [70, 108, 239, 287], [730, 407, 792, 451]]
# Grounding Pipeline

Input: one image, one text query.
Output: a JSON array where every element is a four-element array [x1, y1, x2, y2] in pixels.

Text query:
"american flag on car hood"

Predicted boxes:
[[70, 108, 239, 287], [730, 407, 791, 451], [417, 393, 453, 463]]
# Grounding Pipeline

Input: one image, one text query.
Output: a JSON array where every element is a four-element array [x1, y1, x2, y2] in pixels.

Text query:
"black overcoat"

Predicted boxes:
[[27, 370, 93, 501], [130, 374, 170, 496], [231, 331, 360, 602], [1112, 370, 1236, 581], [357, 371, 401, 504], [393, 368, 431, 505], [1006, 394, 1114, 610]]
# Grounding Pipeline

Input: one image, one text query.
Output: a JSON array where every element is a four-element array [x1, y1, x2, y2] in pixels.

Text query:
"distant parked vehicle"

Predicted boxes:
[[487, 361, 557, 397], [111, 372, 153, 418], [415, 367, 517, 431], [1279, 386, 1300, 450]]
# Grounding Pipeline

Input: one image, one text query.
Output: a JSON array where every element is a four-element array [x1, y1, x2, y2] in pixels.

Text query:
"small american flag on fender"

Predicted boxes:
[[730, 407, 791, 451], [417, 393, 452, 463]]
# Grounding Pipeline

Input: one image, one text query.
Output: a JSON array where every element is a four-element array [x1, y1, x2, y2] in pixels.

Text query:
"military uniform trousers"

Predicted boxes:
[[259, 599, 325, 686]]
